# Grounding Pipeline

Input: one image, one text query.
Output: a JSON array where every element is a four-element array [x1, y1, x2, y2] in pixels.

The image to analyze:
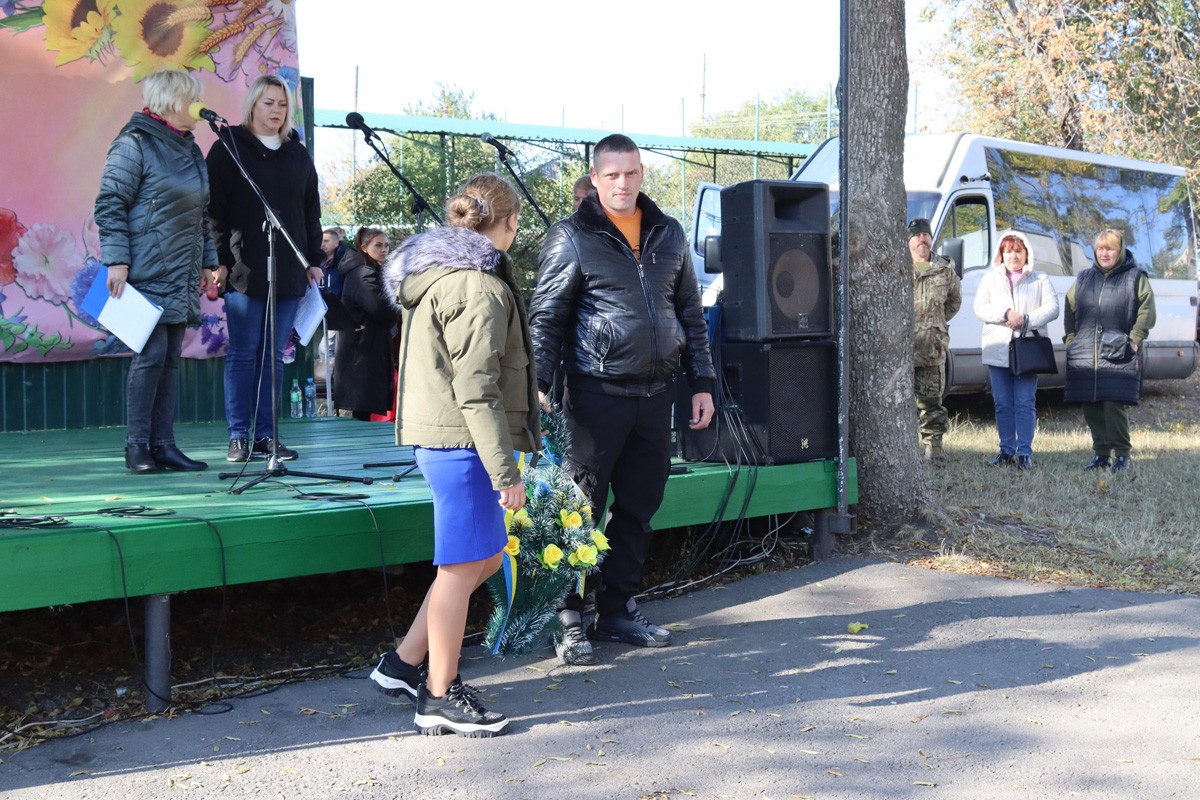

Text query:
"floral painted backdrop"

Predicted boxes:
[[0, 0, 300, 363]]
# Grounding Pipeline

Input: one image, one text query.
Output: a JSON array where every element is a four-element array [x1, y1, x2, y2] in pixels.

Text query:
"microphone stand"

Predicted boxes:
[[347, 121, 441, 471], [351, 126, 442, 232], [485, 140, 552, 228], [206, 120, 372, 494]]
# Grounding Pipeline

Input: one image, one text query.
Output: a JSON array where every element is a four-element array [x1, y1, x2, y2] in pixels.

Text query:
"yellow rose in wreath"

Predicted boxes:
[[504, 535, 520, 557], [510, 508, 532, 529], [559, 509, 583, 530], [591, 531, 610, 551], [568, 544, 598, 568], [540, 543, 564, 570]]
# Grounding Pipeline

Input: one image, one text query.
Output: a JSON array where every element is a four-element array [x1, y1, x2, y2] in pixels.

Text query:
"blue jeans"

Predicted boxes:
[[126, 322, 185, 446], [223, 290, 300, 441], [989, 365, 1039, 457]]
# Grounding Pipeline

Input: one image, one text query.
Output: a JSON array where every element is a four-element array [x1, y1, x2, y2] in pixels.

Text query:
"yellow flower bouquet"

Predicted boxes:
[[483, 414, 608, 655]]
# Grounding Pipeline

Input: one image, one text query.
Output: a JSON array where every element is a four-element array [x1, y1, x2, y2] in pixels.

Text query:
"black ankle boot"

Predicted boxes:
[[125, 444, 158, 473], [151, 443, 208, 471]]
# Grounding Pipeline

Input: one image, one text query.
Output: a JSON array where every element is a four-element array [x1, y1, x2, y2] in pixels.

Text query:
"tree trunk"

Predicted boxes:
[[844, 0, 932, 523]]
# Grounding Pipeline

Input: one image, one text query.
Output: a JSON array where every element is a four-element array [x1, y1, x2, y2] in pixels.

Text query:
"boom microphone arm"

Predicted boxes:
[[480, 133, 552, 228], [346, 113, 442, 228]]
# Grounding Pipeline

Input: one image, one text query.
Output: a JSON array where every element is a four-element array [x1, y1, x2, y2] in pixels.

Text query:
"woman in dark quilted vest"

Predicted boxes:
[[94, 68, 220, 474], [1063, 229, 1157, 473]]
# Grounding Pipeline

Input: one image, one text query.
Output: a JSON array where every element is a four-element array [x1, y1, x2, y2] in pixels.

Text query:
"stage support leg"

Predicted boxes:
[[814, 510, 834, 561], [813, 509, 854, 561], [144, 594, 172, 713]]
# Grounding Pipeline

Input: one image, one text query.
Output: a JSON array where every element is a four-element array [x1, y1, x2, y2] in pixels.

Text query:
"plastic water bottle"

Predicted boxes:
[[304, 377, 317, 418], [289, 379, 303, 418]]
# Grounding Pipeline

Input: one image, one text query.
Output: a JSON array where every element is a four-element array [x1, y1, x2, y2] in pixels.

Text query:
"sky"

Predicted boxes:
[[294, 0, 954, 144]]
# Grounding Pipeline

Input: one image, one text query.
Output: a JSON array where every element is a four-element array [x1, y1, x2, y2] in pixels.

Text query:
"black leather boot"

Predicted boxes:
[[125, 443, 159, 473], [151, 443, 208, 471]]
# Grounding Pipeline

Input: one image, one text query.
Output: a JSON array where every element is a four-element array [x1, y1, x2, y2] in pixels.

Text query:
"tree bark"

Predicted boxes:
[[844, 0, 932, 523]]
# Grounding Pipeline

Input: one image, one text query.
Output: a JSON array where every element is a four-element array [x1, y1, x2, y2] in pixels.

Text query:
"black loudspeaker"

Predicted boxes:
[[677, 340, 838, 465], [719, 180, 832, 341]]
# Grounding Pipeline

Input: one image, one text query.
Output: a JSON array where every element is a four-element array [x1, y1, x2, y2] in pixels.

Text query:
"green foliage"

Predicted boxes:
[[934, 0, 1200, 179], [690, 89, 837, 144]]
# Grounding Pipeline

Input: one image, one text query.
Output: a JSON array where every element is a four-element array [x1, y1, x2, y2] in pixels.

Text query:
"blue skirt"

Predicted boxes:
[[414, 446, 507, 566]]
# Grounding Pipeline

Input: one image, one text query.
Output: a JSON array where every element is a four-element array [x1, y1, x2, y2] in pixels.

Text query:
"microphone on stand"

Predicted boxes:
[[345, 112, 379, 141], [188, 102, 228, 125], [481, 132, 514, 158]]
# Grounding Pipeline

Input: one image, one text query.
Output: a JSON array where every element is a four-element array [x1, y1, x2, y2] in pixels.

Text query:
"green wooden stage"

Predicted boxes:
[[1, 417, 856, 706]]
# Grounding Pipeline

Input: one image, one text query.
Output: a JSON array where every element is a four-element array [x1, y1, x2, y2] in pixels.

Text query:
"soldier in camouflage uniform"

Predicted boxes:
[[909, 218, 962, 462]]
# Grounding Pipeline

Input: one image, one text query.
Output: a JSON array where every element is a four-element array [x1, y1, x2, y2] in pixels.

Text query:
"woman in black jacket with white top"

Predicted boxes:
[[206, 74, 324, 464]]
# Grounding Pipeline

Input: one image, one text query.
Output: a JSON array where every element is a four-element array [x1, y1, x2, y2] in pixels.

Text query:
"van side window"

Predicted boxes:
[[985, 147, 1196, 279], [936, 196, 990, 271]]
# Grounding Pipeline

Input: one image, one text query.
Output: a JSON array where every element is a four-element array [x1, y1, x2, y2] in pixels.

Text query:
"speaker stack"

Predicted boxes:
[[677, 180, 838, 465]]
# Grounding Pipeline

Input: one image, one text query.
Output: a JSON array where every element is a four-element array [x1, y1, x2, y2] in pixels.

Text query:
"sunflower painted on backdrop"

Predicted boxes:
[[483, 411, 609, 656]]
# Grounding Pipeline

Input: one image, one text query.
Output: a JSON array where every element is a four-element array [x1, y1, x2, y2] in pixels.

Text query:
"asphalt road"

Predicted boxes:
[[3, 556, 1198, 799]]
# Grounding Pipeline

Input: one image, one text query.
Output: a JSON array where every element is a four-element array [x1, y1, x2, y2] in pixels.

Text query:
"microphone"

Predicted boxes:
[[188, 102, 227, 125], [345, 112, 378, 140], [481, 132, 514, 158]]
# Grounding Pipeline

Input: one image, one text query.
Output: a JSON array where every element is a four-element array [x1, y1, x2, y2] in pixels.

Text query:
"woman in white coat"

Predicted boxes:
[[973, 232, 1060, 469]]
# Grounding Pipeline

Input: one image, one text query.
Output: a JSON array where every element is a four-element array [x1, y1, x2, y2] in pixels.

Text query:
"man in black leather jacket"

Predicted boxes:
[[530, 134, 715, 664]]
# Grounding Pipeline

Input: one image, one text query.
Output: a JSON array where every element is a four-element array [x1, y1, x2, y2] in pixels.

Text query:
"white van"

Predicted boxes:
[[691, 133, 1199, 392]]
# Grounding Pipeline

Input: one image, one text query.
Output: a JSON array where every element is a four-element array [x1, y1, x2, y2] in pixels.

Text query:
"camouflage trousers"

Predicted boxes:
[[914, 365, 948, 447]]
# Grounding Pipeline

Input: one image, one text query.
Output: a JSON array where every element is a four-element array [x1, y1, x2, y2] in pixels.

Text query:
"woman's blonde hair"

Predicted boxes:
[[142, 68, 203, 116], [445, 173, 520, 232], [1094, 228, 1124, 253], [240, 74, 294, 136]]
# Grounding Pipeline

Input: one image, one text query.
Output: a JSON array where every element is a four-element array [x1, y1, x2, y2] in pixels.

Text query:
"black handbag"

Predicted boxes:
[[1009, 325, 1057, 376]]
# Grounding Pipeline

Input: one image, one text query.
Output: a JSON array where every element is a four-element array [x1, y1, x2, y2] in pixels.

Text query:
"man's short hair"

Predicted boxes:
[[323, 226, 343, 240], [573, 174, 593, 193], [593, 133, 639, 165]]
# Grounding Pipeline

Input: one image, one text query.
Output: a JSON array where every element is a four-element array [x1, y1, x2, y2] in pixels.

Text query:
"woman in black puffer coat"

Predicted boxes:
[[333, 227, 398, 419], [94, 68, 219, 474]]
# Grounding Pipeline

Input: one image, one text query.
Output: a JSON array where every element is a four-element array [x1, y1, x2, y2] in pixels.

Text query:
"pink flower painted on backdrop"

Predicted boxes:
[[13, 223, 84, 304], [0, 207, 27, 286]]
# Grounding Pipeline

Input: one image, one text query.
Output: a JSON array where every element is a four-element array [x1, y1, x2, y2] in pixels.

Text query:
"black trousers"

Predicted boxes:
[[125, 322, 185, 446], [561, 385, 673, 616]]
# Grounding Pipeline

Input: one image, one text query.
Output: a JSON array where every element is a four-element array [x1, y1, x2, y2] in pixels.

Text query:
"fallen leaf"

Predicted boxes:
[[847, 622, 869, 634]]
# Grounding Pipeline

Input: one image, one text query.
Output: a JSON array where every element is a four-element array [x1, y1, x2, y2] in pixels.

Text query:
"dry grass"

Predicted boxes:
[[854, 370, 1200, 595]]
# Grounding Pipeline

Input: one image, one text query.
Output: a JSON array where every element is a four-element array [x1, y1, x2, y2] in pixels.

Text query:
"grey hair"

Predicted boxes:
[[142, 68, 204, 116], [240, 74, 294, 136]]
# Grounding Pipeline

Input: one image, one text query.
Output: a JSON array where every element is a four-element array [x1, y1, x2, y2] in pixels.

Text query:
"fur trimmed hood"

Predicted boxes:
[[382, 225, 502, 311], [991, 230, 1037, 275]]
